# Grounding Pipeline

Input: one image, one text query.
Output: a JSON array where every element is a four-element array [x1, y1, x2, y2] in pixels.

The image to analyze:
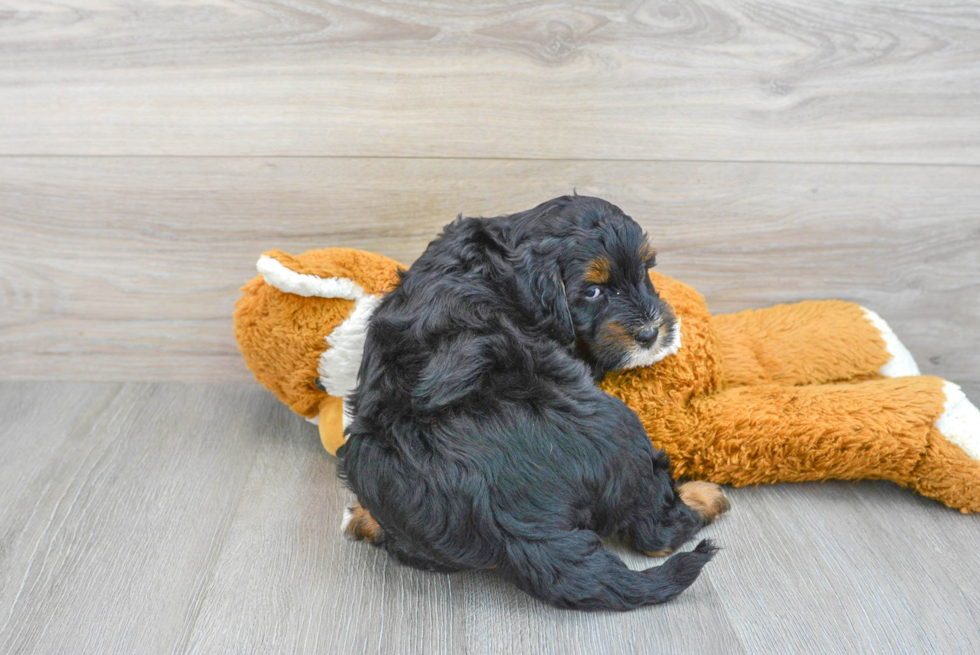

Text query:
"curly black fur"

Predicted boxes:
[[340, 195, 718, 611]]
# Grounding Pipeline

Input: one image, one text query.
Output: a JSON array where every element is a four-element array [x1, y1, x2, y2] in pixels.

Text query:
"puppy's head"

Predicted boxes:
[[512, 196, 679, 376]]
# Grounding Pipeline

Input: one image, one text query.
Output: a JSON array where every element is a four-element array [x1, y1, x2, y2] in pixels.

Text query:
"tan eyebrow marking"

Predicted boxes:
[[584, 257, 611, 284]]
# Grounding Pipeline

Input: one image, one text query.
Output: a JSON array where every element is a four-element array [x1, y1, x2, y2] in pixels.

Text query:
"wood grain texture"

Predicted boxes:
[[1, 1, 979, 162], [2, 156, 978, 386], [0, 383, 266, 655], [182, 406, 471, 655], [457, 522, 743, 655], [2, 382, 978, 654], [183, 405, 742, 655], [0, 382, 120, 507], [183, 403, 743, 655], [709, 481, 980, 653]]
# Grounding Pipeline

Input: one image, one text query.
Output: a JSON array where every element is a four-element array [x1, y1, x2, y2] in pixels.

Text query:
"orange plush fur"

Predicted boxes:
[[234, 249, 980, 513], [234, 248, 403, 453], [602, 274, 979, 513]]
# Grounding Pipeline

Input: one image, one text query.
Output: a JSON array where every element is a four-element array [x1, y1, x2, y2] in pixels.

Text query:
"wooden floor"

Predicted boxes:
[[2, 381, 980, 654], [2, 1, 980, 653]]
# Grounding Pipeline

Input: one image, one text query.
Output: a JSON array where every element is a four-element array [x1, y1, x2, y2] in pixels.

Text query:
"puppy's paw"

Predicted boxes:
[[342, 501, 382, 543], [643, 548, 674, 557], [677, 481, 731, 524]]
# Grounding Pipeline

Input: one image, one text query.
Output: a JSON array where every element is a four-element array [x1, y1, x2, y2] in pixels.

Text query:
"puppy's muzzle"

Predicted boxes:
[[621, 317, 682, 370], [635, 326, 659, 348]]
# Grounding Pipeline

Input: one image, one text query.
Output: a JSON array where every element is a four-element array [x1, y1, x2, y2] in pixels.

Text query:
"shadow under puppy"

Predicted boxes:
[[340, 195, 729, 611]]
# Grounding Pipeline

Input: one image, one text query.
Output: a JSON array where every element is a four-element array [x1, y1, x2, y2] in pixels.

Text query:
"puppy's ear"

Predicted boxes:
[[516, 240, 575, 344]]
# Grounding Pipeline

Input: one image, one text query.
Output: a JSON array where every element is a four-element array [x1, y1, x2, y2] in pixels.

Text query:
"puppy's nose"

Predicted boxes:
[[635, 326, 659, 348]]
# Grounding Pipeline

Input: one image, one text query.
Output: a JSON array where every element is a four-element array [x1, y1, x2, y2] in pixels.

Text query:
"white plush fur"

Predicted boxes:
[[317, 293, 383, 411], [623, 318, 683, 369], [936, 381, 980, 462], [860, 307, 920, 377], [257, 255, 364, 300]]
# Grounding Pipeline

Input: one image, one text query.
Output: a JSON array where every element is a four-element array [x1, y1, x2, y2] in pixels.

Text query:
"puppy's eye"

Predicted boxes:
[[585, 286, 603, 300]]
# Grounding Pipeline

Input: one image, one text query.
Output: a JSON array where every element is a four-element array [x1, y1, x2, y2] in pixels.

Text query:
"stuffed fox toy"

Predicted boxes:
[[234, 248, 980, 513]]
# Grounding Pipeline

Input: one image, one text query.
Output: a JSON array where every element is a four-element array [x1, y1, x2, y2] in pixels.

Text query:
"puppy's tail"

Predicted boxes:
[[503, 531, 718, 611]]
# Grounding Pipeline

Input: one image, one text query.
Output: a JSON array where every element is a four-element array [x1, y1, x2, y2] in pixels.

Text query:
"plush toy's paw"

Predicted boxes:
[[936, 381, 980, 461], [677, 481, 731, 524], [911, 382, 980, 513], [318, 395, 348, 457], [860, 307, 921, 377]]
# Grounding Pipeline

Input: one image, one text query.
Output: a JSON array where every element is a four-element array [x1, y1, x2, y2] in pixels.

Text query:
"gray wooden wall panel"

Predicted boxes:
[[1, 1, 978, 163], [2, 157, 978, 386]]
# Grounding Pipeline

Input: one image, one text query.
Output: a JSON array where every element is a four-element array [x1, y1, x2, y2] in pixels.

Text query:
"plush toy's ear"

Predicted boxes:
[[257, 249, 391, 300]]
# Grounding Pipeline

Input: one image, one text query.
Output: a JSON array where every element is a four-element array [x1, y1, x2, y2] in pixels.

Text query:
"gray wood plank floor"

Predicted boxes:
[[2, 381, 978, 654]]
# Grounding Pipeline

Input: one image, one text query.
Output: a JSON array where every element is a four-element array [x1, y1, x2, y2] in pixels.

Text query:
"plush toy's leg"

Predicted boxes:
[[712, 300, 918, 388], [662, 376, 980, 512], [859, 308, 920, 378], [922, 382, 980, 513], [317, 395, 347, 456]]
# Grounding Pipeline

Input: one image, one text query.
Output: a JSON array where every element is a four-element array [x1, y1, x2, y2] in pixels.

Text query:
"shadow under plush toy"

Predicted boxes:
[[234, 247, 980, 513]]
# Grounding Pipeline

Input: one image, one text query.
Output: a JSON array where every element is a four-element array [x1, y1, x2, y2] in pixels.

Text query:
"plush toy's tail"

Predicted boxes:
[[502, 532, 717, 611]]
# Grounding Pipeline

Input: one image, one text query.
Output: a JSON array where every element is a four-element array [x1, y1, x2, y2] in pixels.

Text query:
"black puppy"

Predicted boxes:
[[340, 196, 728, 611]]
